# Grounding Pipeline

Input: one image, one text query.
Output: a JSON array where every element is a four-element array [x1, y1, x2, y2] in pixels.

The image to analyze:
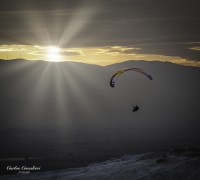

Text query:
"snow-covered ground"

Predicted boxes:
[[1, 150, 200, 180]]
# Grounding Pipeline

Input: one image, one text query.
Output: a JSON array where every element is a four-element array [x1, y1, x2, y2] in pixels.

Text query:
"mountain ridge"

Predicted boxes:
[[0, 58, 199, 175]]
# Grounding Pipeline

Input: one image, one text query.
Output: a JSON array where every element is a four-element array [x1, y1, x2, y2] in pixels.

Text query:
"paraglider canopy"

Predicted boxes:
[[110, 68, 153, 88]]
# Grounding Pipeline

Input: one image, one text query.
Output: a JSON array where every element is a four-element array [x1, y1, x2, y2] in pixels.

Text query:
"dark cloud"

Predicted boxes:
[[0, 0, 200, 61], [0, 0, 83, 11]]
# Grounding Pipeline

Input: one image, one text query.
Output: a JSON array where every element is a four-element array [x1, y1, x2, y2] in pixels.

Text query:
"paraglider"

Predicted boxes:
[[132, 105, 139, 112], [109, 67, 153, 112]]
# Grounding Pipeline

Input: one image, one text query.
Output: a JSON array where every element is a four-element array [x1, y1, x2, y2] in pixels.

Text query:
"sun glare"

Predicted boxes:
[[47, 46, 61, 62]]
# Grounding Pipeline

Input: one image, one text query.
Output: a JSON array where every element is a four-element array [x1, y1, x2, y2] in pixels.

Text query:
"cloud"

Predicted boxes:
[[189, 46, 200, 52], [60, 48, 84, 56], [1, 45, 200, 67], [0, 0, 199, 64]]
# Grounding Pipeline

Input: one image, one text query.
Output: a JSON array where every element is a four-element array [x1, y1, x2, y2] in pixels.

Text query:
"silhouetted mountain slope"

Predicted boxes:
[[1, 149, 200, 180], [0, 59, 199, 174]]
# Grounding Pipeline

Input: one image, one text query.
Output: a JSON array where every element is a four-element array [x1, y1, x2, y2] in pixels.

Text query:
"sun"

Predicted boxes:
[[46, 46, 61, 62]]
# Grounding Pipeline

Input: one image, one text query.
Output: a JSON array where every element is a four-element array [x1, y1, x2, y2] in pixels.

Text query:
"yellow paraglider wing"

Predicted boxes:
[[110, 68, 152, 88]]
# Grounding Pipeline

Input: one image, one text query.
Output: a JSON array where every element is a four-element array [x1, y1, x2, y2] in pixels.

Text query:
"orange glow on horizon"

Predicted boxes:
[[0, 45, 200, 67]]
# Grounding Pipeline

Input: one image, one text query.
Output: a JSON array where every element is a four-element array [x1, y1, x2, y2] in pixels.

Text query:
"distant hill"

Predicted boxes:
[[0, 59, 200, 174]]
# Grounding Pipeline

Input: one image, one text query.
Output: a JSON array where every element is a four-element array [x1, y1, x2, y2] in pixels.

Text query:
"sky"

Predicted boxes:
[[0, 0, 200, 66]]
